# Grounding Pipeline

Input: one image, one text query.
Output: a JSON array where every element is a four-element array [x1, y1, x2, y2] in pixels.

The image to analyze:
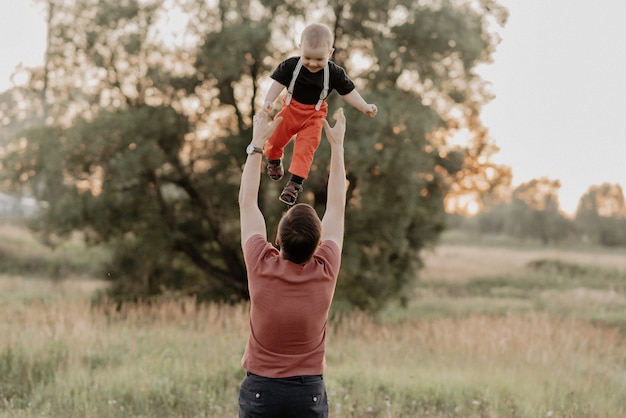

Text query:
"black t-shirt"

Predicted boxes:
[[270, 56, 356, 105]]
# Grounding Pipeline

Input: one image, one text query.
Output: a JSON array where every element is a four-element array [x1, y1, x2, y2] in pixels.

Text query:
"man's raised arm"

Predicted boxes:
[[321, 108, 347, 251], [239, 114, 282, 248]]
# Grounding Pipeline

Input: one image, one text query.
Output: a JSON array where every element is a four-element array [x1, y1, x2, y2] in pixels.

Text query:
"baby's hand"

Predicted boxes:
[[364, 104, 378, 117]]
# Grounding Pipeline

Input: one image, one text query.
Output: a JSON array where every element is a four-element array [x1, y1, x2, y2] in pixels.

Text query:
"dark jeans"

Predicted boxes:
[[238, 372, 329, 418]]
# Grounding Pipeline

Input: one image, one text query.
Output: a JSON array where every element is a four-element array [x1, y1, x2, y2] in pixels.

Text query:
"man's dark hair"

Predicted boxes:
[[278, 204, 322, 265]]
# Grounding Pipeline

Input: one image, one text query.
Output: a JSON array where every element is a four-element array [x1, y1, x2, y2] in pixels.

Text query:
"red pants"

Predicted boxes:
[[264, 97, 328, 179]]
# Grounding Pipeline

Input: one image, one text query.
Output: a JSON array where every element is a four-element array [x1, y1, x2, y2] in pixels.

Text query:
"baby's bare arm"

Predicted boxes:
[[261, 81, 285, 114], [341, 90, 377, 117]]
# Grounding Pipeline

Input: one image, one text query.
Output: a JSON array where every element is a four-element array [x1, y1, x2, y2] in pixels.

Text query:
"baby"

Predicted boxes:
[[261, 23, 377, 205]]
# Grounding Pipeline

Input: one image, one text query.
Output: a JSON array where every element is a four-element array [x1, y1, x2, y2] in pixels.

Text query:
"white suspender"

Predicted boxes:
[[317, 63, 329, 110], [285, 57, 329, 111], [284, 58, 303, 106]]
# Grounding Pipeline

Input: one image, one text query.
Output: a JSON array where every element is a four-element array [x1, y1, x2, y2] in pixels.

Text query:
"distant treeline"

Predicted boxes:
[[448, 182, 626, 247]]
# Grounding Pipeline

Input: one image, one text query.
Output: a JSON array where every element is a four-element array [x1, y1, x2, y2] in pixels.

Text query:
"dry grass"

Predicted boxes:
[[0, 297, 250, 417], [2, 236, 626, 416], [420, 244, 626, 283], [2, 291, 626, 417], [328, 312, 626, 416], [0, 223, 41, 245], [0, 274, 108, 303]]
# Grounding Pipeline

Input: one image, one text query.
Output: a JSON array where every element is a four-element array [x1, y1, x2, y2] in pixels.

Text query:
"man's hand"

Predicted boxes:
[[322, 108, 346, 147], [252, 113, 283, 148], [261, 100, 274, 116]]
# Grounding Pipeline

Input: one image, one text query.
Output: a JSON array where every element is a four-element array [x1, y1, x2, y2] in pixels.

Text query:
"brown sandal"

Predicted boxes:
[[266, 159, 284, 181], [279, 181, 302, 206]]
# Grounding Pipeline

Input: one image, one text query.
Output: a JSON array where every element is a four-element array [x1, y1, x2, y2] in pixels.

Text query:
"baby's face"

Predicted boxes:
[[300, 41, 332, 73]]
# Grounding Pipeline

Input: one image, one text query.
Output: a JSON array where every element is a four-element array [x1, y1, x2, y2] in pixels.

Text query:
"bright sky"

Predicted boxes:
[[479, 0, 626, 215], [0, 2, 47, 87], [1, 1, 625, 216]]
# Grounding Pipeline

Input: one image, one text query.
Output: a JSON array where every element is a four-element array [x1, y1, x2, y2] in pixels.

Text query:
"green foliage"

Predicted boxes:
[[0, 343, 68, 409], [575, 183, 626, 246], [453, 180, 626, 249], [469, 178, 577, 245], [2, 0, 506, 312], [506, 178, 571, 244], [0, 224, 107, 279], [596, 216, 626, 246]]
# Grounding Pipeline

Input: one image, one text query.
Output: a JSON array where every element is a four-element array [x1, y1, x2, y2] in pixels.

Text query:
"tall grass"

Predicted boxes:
[[328, 313, 626, 417], [2, 224, 626, 417], [1, 298, 248, 417], [1, 294, 625, 417]]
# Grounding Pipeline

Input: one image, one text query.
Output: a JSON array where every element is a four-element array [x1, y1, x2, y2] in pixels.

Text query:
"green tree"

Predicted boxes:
[[503, 178, 572, 245], [2, 0, 507, 311], [473, 202, 510, 234], [575, 183, 626, 247]]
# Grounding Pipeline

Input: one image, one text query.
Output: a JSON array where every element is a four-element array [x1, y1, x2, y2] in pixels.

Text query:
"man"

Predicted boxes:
[[238, 108, 347, 417]]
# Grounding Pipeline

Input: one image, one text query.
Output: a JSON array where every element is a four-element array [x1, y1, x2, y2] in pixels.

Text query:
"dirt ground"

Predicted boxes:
[[419, 244, 626, 283]]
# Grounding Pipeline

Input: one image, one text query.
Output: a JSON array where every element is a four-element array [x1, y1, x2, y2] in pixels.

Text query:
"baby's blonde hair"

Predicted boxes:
[[300, 23, 334, 49]]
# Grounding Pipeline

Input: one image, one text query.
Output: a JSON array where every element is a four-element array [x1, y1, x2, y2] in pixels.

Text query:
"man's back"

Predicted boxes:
[[241, 235, 341, 378]]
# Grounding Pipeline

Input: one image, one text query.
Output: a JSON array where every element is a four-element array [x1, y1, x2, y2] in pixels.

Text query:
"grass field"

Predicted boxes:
[[1, 225, 626, 417]]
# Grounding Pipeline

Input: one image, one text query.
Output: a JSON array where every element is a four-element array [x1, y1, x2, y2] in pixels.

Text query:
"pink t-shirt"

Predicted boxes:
[[241, 234, 341, 378]]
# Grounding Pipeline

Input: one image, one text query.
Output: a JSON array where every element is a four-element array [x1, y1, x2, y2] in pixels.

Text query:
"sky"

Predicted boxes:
[[1, 1, 625, 216], [478, 0, 626, 215]]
